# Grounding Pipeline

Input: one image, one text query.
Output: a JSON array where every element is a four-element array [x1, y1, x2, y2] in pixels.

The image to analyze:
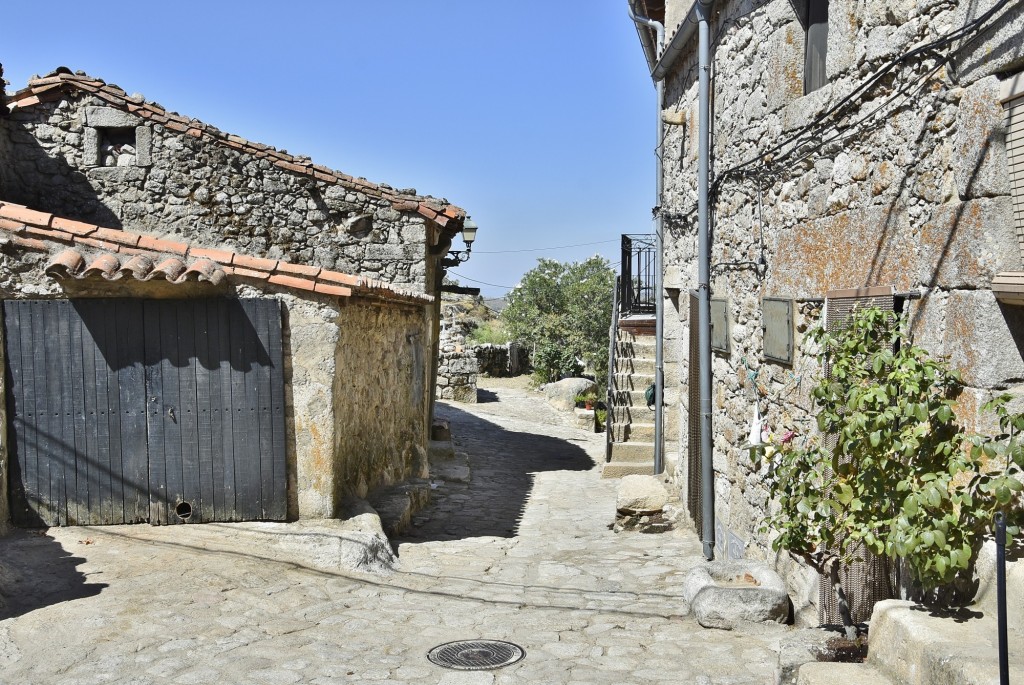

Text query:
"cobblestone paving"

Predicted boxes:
[[0, 378, 786, 684]]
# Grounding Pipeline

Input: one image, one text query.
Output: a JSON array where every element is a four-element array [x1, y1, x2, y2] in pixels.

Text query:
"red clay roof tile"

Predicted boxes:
[[189, 246, 236, 263], [10, 71, 470, 230], [275, 261, 322, 278], [0, 197, 432, 304], [313, 282, 353, 297], [51, 216, 98, 236], [268, 274, 317, 292], [232, 253, 278, 272], [0, 203, 53, 227]]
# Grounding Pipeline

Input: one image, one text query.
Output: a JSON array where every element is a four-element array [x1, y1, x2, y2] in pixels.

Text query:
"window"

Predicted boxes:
[[98, 127, 136, 167], [803, 0, 829, 94], [82, 106, 151, 168]]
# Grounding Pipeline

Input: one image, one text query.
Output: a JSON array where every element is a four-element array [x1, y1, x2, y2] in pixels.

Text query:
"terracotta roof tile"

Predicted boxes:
[[313, 282, 352, 297], [0, 199, 432, 304], [148, 257, 187, 281], [189, 246, 236, 263], [138, 235, 188, 255], [0, 203, 53, 228], [51, 216, 98, 236], [268, 274, 316, 292], [84, 253, 120, 279], [10, 70, 468, 231], [46, 249, 86, 276], [232, 253, 278, 272], [275, 261, 322, 278], [119, 254, 155, 279], [225, 266, 268, 280]]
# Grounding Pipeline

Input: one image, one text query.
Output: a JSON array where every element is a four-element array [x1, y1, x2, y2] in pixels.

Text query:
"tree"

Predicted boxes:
[[501, 256, 616, 387], [761, 307, 1022, 638]]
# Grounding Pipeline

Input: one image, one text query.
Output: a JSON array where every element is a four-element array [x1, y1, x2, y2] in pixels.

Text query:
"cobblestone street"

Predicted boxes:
[[0, 378, 787, 684]]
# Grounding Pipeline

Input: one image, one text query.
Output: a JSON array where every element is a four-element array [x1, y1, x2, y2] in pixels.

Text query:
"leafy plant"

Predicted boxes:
[[501, 256, 615, 389], [466, 319, 511, 345], [761, 306, 1022, 637]]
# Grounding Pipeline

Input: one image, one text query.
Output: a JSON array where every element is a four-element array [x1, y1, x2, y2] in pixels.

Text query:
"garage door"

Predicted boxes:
[[3, 298, 286, 527]]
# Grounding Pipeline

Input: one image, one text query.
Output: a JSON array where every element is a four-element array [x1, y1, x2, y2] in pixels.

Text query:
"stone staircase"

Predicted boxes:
[[603, 330, 677, 478], [795, 541, 1023, 685]]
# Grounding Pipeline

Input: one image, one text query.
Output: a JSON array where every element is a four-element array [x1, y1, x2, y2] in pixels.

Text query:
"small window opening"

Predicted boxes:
[[804, 0, 829, 94], [99, 127, 137, 167]]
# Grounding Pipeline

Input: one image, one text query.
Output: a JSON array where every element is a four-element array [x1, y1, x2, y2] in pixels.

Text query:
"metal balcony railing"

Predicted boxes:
[[619, 234, 656, 316]]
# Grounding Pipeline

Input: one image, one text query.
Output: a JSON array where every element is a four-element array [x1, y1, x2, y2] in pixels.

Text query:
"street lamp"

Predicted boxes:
[[442, 218, 478, 267]]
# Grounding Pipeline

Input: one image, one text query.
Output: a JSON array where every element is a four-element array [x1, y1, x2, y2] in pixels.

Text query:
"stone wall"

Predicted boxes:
[[658, 0, 1024, 620], [474, 342, 529, 377], [436, 314, 478, 403], [332, 301, 431, 503], [0, 96, 434, 291]]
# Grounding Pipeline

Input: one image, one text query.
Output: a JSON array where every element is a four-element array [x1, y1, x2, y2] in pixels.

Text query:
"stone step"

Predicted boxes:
[[609, 441, 655, 463], [615, 341, 657, 358], [601, 461, 658, 479], [366, 480, 431, 537], [610, 421, 655, 441], [614, 357, 656, 374], [611, 372, 654, 391], [866, 598, 1024, 685], [797, 662, 893, 685]]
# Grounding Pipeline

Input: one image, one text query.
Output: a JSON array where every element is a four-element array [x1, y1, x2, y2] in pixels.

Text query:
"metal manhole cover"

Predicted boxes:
[[427, 639, 525, 671]]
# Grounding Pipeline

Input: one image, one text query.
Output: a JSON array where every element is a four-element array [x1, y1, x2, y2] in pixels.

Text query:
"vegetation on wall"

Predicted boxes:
[[760, 307, 1023, 637], [500, 256, 616, 387]]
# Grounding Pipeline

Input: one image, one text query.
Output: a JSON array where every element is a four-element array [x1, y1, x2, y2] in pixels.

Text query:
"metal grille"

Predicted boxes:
[[687, 291, 703, 538], [819, 287, 897, 625], [620, 234, 657, 315], [427, 640, 525, 671]]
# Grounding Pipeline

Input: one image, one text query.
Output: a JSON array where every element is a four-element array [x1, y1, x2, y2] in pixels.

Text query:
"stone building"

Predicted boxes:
[[628, 0, 1024, 621], [0, 68, 469, 530]]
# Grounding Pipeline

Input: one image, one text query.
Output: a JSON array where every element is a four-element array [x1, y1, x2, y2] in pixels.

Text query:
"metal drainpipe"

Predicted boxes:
[[627, 6, 666, 478], [696, 0, 716, 560]]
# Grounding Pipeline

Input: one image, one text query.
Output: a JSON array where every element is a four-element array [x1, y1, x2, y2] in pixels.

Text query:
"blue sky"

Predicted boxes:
[[2, 2, 656, 298]]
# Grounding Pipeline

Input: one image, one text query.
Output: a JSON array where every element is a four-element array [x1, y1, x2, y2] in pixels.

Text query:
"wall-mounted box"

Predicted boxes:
[[763, 297, 794, 365], [710, 298, 730, 353]]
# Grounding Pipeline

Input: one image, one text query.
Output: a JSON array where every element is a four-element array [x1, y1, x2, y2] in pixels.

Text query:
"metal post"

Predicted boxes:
[[996, 512, 1009, 685], [696, 0, 716, 560], [606, 277, 620, 463]]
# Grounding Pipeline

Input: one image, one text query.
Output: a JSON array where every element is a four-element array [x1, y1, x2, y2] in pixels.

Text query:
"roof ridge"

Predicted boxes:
[[0, 200, 432, 305], [9, 70, 466, 230]]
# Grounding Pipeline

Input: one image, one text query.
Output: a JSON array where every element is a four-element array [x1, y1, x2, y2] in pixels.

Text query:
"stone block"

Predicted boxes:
[[84, 106, 140, 128], [543, 377, 596, 412], [919, 197, 1019, 289], [954, 77, 1010, 200], [135, 125, 152, 167], [681, 560, 790, 630], [82, 127, 100, 167], [764, 22, 805, 114], [952, 0, 1024, 85], [615, 474, 668, 514], [771, 204, 916, 297], [945, 289, 1024, 388]]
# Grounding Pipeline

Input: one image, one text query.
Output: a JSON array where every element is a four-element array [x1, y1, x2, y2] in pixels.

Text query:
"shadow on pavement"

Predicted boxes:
[[400, 402, 594, 543], [0, 529, 107, 619]]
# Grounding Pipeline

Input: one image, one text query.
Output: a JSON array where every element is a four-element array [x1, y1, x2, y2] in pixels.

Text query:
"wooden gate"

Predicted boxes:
[[4, 298, 286, 527]]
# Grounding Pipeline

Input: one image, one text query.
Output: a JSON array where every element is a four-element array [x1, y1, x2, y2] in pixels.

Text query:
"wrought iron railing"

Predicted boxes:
[[619, 234, 656, 315]]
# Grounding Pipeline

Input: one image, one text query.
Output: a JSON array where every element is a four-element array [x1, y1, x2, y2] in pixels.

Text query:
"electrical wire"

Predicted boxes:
[[472, 238, 619, 254], [447, 271, 516, 289], [710, 0, 1016, 190]]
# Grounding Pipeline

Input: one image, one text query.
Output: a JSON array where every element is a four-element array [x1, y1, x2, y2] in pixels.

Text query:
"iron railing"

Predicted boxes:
[[620, 234, 657, 316], [605, 276, 621, 463]]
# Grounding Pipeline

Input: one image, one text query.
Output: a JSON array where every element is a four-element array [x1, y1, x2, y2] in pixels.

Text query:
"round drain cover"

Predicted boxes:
[[427, 639, 525, 671]]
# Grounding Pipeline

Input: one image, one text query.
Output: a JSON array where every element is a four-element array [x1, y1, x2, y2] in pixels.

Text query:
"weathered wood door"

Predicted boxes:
[[4, 298, 286, 527]]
